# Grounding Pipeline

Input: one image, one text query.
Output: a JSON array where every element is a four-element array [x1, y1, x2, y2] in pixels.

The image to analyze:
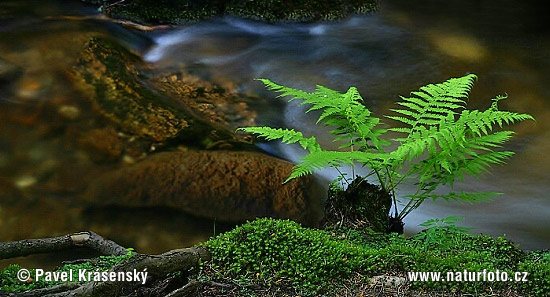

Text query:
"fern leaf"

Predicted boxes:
[[258, 79, 388, 151], [286, 150, 387, 182], [429, 191, 500, 203], [238, 127, 321, 152], [388, 74, 476, 130]]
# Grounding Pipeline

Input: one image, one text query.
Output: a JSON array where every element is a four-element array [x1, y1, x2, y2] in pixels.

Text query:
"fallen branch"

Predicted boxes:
[[47, 246, 210, 297], [0, 231, 211, 297], [44, 15, 174, 31], [2, 283, 81, 297], [0, 231, 127, 259]]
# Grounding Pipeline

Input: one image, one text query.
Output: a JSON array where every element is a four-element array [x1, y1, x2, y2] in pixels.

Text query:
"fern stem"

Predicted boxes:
[[373, 169, 385, 192], [397, 185, 425, 220], [384, 167, 399, 217], [398, 183, 437, 220], [334, 167, 350, 187]]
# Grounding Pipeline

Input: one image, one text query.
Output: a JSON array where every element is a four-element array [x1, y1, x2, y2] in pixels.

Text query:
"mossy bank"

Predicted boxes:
[[203, 219, 549, 296], [82, 0, 378, 24], [2, 219, 548, 296]]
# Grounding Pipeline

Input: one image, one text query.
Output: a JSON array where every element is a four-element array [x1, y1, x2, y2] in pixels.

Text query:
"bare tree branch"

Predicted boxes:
[[47, 246, 210, 297], [0, 232, 210, 297], [0, 231, 127, 259]]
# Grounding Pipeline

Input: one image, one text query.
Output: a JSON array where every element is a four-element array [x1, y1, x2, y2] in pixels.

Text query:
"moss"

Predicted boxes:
[[102, 0, 223, 25], [204, 218, 550, 296], [83, 0, 378, 25], [518, 251, 550, 296], [225, 0, 378, 23], [0, 249, 134, 293]]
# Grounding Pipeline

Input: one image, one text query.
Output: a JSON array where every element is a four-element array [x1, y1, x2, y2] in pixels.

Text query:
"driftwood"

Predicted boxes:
[[0, 232, 210, 297], [0, 231, 127, 259]]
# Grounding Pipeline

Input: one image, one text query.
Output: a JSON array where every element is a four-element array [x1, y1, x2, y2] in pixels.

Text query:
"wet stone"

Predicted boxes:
[[0, 58, 20, 82], [83, 150, 316, 225], [78, 127, 123, 162]]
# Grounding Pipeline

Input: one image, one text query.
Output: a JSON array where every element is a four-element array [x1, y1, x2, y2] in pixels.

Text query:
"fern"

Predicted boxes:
[[237, 127, 321, 153], [259, 79, 389, 150], [286, 150, 387, 182], [240, 74, 534, 229], [387, 74, 476, 131]]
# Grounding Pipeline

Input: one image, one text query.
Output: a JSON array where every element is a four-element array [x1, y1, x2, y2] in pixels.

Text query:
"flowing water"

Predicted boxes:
[[0, 0, 548, 268]]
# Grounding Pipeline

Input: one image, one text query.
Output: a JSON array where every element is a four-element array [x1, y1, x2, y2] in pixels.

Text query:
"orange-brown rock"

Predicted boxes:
[[78, 127, 123, 162], [83, 150, 315, 224]]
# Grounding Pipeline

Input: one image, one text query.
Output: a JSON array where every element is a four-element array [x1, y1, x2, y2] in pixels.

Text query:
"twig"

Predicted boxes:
[[104, 0, 127, 10], [0, 283, 80, 297], [44, 15, 174, 31], [165, 280, 203, 297], [0, 231, 127, 259]]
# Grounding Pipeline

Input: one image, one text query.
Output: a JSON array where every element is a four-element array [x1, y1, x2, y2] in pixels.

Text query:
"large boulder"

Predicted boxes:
[[82, 0, 378, 24], [83, 150, 316, 224]]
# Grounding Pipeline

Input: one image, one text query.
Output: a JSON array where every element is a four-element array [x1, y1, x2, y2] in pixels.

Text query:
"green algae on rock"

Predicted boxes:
[[71, 37, 187, 143], [83, 0, 378, 25], [70, 37, 255, 147]]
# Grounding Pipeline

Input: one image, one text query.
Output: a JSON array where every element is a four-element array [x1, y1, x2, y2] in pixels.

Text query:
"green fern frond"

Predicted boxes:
[[257, 79, 313, 101], [387, 74, 477, 130], [286, 150, 387, 182], [257, 79, 387, 151], [458, 151, 515, 177], [286, 151, 353, 181], [238, 127, 321, 153], [426, 191, 500, 203], [465, 131, 515, 151], [458, 109, 534, 136]]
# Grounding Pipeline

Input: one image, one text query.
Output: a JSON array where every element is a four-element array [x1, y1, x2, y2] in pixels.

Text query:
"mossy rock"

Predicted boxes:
[[83, 0, 378, 24], [225, 0, 378, 23], [70, 37, 254, 147]]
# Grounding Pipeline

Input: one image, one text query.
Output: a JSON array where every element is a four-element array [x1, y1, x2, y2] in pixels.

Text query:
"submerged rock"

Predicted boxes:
[[0, 58, 20, 82], [78, 127, 124, 162], [83, 150, 315, 224], [71, 37, 186, 142], [82, 0, 378, 24], [70, 37, 254, 147]]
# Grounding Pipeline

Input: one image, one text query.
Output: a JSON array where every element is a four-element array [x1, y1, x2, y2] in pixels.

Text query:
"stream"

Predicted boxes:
[[0, 0, 548, 268]]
